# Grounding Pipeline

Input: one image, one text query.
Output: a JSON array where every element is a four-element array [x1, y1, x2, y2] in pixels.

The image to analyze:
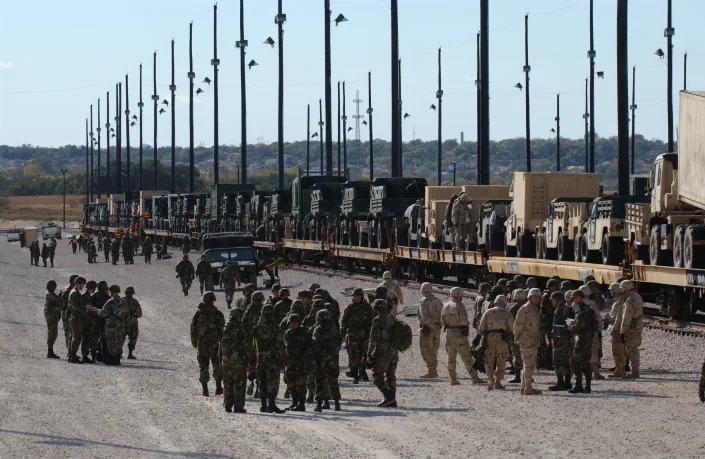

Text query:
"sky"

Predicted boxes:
[[1, 0, 704, 149]]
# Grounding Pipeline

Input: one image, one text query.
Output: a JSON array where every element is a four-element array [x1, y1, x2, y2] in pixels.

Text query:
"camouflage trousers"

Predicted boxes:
[[445, 333, 477, 378], [199, 276, 213, 295], [624, 329, 642, 372], [285, 364, 307, 400], [222, 363, 247, 411], [419, 326, 441, 369], [571, 341, 592, 377], [609, 326, 626, 371], [197, 343, 222, 384], [44, 311, 60, 348], [510, 343, 523, 370], [69, 318, 84, 354], [81, 319, 95, 358], [371, 347, 398, 392], [591, 332, 601, 371], [104, 324, 126, 358], [520, 344, 538, 387], [256, 362, 281, 399], [453, 223, 468, 251], [223, 283, 236, 305], [552, 336, 572, 377], [484, 334, 509, 381], [345, 336, 369, 374], [539, 328, 553, 369], [315, 355, 341, 402], [126, 318, 139, 350], [180, 278, 193, 294]]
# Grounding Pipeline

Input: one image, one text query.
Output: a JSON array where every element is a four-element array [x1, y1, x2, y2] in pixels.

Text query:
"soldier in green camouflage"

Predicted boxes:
[[87, 285, 130, 366], [283, 313, 309, 411], [221, 308, 249, 413], [235, 283, 256, 311], [341, 288, 372, 384], [243, 291, 266, 396], [44, 280, 63, 359], [302, 298, 326, 402], [274, 288, 293, 325], [539, 279, 559, 370], [253, 304, 286, 413], [368, 299, 397, 408], [219, 261, 240, 308], [280, 299, 305, 333], [190, 291, 225, 396], [80, 280, 98, 363], [316, 288, 340, 323], [472, 282, 491, 329], [59, 274, 78, 355], [267, 284, 281, 306], [548, 291, 574, 391], [298, 290, 313, 316], [175, 255, 196, 296], [196, 255, 213, 295], [124, 286, 142, 360], [567, 290, 596, 394], [312, 309, 342, 412], [67, 277, 88, 364], [90, 281, 110, 362]]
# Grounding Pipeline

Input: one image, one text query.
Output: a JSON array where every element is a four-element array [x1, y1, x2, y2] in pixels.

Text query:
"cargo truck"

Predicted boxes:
[[536, 197, 594, 261]]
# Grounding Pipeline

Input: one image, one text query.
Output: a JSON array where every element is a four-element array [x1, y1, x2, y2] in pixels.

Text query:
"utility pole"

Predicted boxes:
[[398, 58, 403, 176], [683, 52, 687, 90], [390, 0, 401, 177], [588, 0, 596, 173], [666, 0, 674, 152], [188, 23, 195, 194], [170, 39, 176, 194], [306, 104, 311, 175], [617, 0, 629, 196], [337, 81, 341, 175], [277, 0, 286, 190], [125, 74, 131, 197], [319, 99, 324, 173], [436, 48, 443, 186], [85, 118, 89, 206], [479, 0, 490, 185], [631, 66, 637, 175], [152, 52, 159, 190], [116, 83, 122, 194], [106, 91, 111, 194], [353, 90, 363, 179], [342, 82, 348, 178], [367, 71, 374, 181], [476, 31, 482, 185], [555, 94, 560, 172], [90, 104, 94, 201], [524, 14, 531, 172], [583, 78, 589, 172], [237, 0, 248, 184], [212, 4, 220, 185], [138, 64, 144, 192], [97, 98, 101, 198], [60, 169, 67, 228], [324, 0, 333, 174]]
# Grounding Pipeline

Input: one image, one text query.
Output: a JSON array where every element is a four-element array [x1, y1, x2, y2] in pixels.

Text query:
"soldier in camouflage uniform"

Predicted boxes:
[[380, 271, 404, 314], [253, 304, 286, 413], [417, 283, 443, 378], [549, 291, 574, 391], [243, 291, 266, 397], [442, 287, 485, 386], [607, 283, 627, 378], [368, 299, 398, 408], [513, 275, 525, 290], [67, 277, 88, 364], [281, 299, 305, 333], [578, 285, 604, 380], [302, 298, 326, 402], [222, 308, 249, 413], [44, 280, 63, 359], [88, 285, 130, 366], [80, 281, 98, 363], [567, 290, 596, 393], [219, 261, 240, 308], [273, 288, 293, 325], [59, 275, 77, 355], [124, 286, 142, 360], [312, 309, 342, 412], [507, 288, 527, 383], [317, 288, 341, 323], [445, 193, 458, 249], [284, 313, 311, 412], [619, 280, 644, 379], [235, 283, 257, 311], [267, 284, 281, 306], [514, 288, 542, 395], [539, 279, 559, 370], [297, 290, 313, 316], [341, 288, 373, 384], [103, 238, 111, 262], [190, 291, 225, 396], [451, 193, 471, 251], [90, 281, 110, 362], [481, 285, 503, 317], [472, 282, 491, 329], [111, 238, 120, 265], [196, 255, 213, 295], [478, 295, 514, 390], [175, 255, 196, 296]]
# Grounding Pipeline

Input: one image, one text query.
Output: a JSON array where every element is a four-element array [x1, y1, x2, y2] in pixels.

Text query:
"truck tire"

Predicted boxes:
[[580, 234, 600, 263], [537, 234, 545, 259], [602, 234, 624, 265], [517, 231, 534, 258], [684, 225, 705, 269], [504, 233, 517, 257], [377, 221, 388, 249], [649, 226, 671, 266], [406, 228, 415, 247], [557, 234, 573, 261], [673, 225, 686, 268], [369, 221, 378, 248], [489, 231, 504, 251]]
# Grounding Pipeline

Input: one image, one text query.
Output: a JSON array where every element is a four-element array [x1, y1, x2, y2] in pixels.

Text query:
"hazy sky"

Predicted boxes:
[[1, 0, 703, 148]]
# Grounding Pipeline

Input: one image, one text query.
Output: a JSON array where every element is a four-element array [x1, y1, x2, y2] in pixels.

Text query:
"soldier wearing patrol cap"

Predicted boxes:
[[417, 283, 443, 378], [441, 287, 484, 385], [478, 294, 514, 390], [619, 280, 643, 379], [607, 283, 627, 378]]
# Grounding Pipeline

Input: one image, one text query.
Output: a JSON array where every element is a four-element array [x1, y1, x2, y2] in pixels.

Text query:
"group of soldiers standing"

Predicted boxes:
[[28, 238, 56, 267], [415, 273, 644, 395], [43, 274, 142, 366], [190, 271, 409, 414]]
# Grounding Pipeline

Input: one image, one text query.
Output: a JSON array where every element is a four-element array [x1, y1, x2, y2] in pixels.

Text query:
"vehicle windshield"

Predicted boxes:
[[205, 248, 256, 263]]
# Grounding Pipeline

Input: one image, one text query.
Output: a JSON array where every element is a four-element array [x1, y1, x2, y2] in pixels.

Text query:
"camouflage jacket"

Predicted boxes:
[[195, 260, 212, 278], [219, 266, 239, 286], [340, 300, 373, 340], [368, 313, 395, 359], [190, 302, 225, 348], [283, 326, 310, 366], [221, 312, 249, 367], [312, 321, 341, 361], [235, 294, 252, 310], [97, 296, 130, 330], [68, 289, 87, 322], [552, 303, 575, 338], [253, 317, 284, 366], [540, 292, 556, 330], [124, 297, 143, 319], [572, 303, 597, 348], [44, 291, 63, 316], [175, 260, 195, 279], [273, 298, 293, 325]]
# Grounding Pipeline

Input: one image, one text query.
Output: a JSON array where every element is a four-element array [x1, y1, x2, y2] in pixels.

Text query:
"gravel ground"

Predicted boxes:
[[1, 236, 705, 458]]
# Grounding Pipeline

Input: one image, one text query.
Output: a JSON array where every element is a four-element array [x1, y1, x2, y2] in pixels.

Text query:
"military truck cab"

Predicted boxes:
[[476, 200, 511, 252], [308, 181, 345, 241], [536, 197, 593, 261], [368, 177, 427, 249], [397, 199, 425, 248], [201, 232, 258, 287], [339, 180, 371, 246]]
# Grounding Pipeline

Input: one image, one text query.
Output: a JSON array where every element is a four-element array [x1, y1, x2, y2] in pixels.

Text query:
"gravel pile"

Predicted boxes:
[[1, 239, 704, 458]]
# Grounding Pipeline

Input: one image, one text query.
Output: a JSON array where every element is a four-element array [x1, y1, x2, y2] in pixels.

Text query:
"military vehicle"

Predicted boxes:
[[201, 232, 258, 288], [289, 174, 345, 239], [339, 181, 371, 245], [535, 197, 593, 261], [368, 177, 427, 249], [308, 181, 345, 241], [475, 200, 512, 251]]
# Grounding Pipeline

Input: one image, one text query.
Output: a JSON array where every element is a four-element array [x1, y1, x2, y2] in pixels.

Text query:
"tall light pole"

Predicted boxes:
[[665, 0, 674, 153], [277, 1, 286, 190], [188, 23, 195, 194], [452, 161, 457, 186], [97, 98, 101, 198], [479, 0, 490, 185], [588, 0, 596, 173], [212, 4, 220, 185], [306, 104, 311, 175], [436, 48, 443, 186], [60, 169, 68, 229], [555, 93, 560, 171], [319, 99, 324, 173], [125, 74, 132, 197], [170, 39, 176, 194], [85, 119, 89, 206], [390, 0, 401, 177], [631, 66, 637, 175], [106, 91, 111, 194], [367, 71, 374, 181], [90, 105, 94, 201], [337, 81, 341, 176], [116, 83, 122, 194], [237, 0, 249, 184], [683, 52, 687, 90], [617, 0, 629, 196], [152, 52, 159, 190], [583, 78, 589, 172], [138, 64, 144, 192], [523, 14, 531, 172], [342, 82, 348, 178], [476, 31, 482, 185], [324, 0, 333, 174]]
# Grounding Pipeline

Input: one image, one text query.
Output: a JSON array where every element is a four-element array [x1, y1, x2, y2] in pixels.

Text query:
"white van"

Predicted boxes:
[[41, 223, 62, 240]]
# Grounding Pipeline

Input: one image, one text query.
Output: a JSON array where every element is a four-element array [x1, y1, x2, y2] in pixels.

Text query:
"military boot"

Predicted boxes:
[[306, 391, 314, 404], [494, 377, 505, 390], [215, 381, 223, 395], [487, 380, 494, 391], [293, 399, 306, 412], [322, 400, 331, 410], [593, 368, 605, 380], [449, 370, 460, 385], [383, 390, 397, 408], [584, 376, 592, 394], [225, 406, 232, 413], [127, 347, 136, 360], [377, 389, 392, 407], [267, 397, 285, 414], [625, 367, 640, 379], [314, 400, 323, 412], [47, 347, 60, 359], [420, 365, 438, 378], [352, 374, 360, 385], [360, 369, 369, 382], [524, 385, 542, 396], [254, 382, 260, 399], [334, 400, 341, 411], [260, 397, 268, 413], [470, 370, 485, 385], [284, 388, 291, 399], [345, 370, 356, 378], [509, 369, 521, 384], [568, 375, 584, 394], [202, 382, 209, 397], [246, 380, 254, 396], [548, 375, 565, 391], [607, 366, 627, 378], [287, 396, 298, 410]]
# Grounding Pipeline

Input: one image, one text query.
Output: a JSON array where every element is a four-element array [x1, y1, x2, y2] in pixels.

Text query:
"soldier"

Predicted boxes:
[[182, 237, 191, 254], [548, 291, 575, 391], [235, 283, 257, 311], [318, 289, 340, 323], [86, 285, 127, 365], [80, 281, 98, 363], [473, 282, 491, 329], [123, 286, 142, 360], [97, 233, 103, 251], [40, 242, 49, 267], [283, 313, 309, 411], [451, 193, 471, 251], [482, 285, 503, 316], [49, 237, 57, 267], [417, 282, 443, 378], [111, 238, 120, 265], [302, 298, 326, 402], [619, 280, 643, 379], [196, 255, 213, 295], [341, 288, 373, 383], [273, 288, 293, 325], [312, 309, 342, 412], [267, 284, 282, 306], [505, 280, 517, 296], [32, 241, 40, 266], [67, 277, 88, 364], [219, 261, 240, 308], [175, 255, 196, 296], [606, 283, 627, 378], [190, 291, 225, 396], [222, 308, 249, 413], [514, 288, 542, 395], [44, 280, 63, 359], [478, 295, 514, 390], [308, 283, 321, 294], [526, 277, 538, 290], [243, 291, 266, 396], [298, 290, 313, 316], [368, 299, 398, 407], [507, 288, 527, 384], [253, 304, 286, 413], [539, 279, 559, 370], [103, 238, 111, 262], [88, 241, 98, 264], [142, 236, 153, 264], [441, 287, 484, 386], [579, 284, 604, 381], [69, 235, 78, 254], [567, 290, 596, 393], [90, 281, 110, 362], [59, 275, 78, 354], [445, 193, 458, 249], [560, 280, 572, 294], [380, 271, 404, 313], [496, 278, 508, 293]]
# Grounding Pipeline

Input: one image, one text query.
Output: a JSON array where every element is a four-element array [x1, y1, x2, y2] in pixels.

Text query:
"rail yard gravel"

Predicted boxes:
[[1, 238, 705, 458]]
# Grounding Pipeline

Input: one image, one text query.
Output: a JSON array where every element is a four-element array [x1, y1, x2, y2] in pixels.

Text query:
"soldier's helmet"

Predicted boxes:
[[506, 280, 517, 292], [75, 276, 87, 285], [298, 290, 312, 299], [565, 290, 574, 300], [290, 300, 305, 315], [528, 287, 542, 298], [572, 289, 585, 299], [244, 283, 256, 293], [316, 309, 331, 322], [373, 299, 388, 311], [352, 287, 365, 297], [451, 193, 458, 200], [320, 289, 331, 299], [513, 288, 527, 301], [560, 280, 572, 290], [478, 282, 491, 293], [420, 282, 433, 295], [288, 313, 301, 324], [46, 280, 57, 291], [382, 271, 392, 280], [586, 279, 599, 289], [313, 294, 323, 301], [271, 283, 282, 292], [550, 275, 561, 282], [280, 288, 290, 297], [309, 283, 321, 291], [252, 291, 265, 303], [585, 275, 597, 283], [494, 295, 508, 307], [620, 279, 634, 290], [513, 275, 525, 284], [490, 285, 503, 295], [550, 291, 565, 302], [125, 286, 135, 295], [450, 286, 463, 298], [109, 285, 121, 294], [183, 254, 189, 260], [202, 291, 217, 303], [261, 304, 274, 317], [579, 285, 592, 297], [497, 278, 508, 287], [229, 308, 244, 323], [526, 277, 538, 287], [608, 283, 623, 294], [314, 288, 324, 297], [86, 280, 97, 290], [69, 274, 79, 284], [312, 298, 325, 309], [375, 286, 388, 299], [546, 279, 559, 289]]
